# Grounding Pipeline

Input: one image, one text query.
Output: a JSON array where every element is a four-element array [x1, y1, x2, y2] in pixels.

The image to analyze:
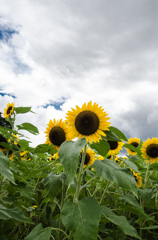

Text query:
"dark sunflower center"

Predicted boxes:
[[80, 152, 90, 165], [0, 135, 7, 149], [108, 141, 118, 150], [130, 142, 139, 152], [146, 144, 158, 158], [134, 175, 138, 182], [7, 106, 13, 115], [49, 126, 66, 146], [75, 110, 99, 136]]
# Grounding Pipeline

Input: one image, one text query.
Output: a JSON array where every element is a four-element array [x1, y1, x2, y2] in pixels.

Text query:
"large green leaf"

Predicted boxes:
[[17, 139, 29, 150], [0, 152, 15, 184], [102, 206, 141, 239], [90, 140, 110, 156], [15, 107, 33, 114], [93, 159, 138, 197], [124, 144, 142, 155], [103, 129, 121, 142], [43, 172, 66, 200], [24, 223, 51, 240], [109, 126, 128, 141], [61, 197, 101, 240], [59, 138, 86, 186], [138, 188, 153, 204], [17, 123, 39, 135], [0, 204, 31, 223]]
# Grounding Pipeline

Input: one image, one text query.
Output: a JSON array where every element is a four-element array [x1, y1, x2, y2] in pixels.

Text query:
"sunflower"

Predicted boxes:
[[96, 155, 104, 161], [131, 169, 142, 188], [107, 140, 124, 156], [66, 101, 111, 143], [126, 137, 140, 155], [44, 119, 71, 150], [80, 147, 96, 168], [3, 102, 15, 118], [141, 138, 158, 163]]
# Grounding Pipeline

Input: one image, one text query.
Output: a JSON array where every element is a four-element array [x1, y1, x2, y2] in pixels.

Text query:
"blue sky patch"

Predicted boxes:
[[42, 102, 65, 110], [0, 26, 18, 42], [0, 92, 16, 98]]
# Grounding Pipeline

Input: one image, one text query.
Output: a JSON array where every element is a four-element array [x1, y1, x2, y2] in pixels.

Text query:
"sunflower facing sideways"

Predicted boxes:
[[107, 140, 124, 156], [3, 102, 15, 118], [66, 101, 111, 143], [80, 147, 96, 168], [126, 137, 140, 155], [141, 138, 158, 163], [44, 119, 71, 150], [131, 169, 142, 188]]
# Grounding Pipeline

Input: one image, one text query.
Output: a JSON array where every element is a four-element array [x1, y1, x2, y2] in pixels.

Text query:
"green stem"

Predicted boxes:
[[99, 180, 110, 205], [69, 144, 87, 240], [140, 160, 151, 238], [58, 179, 65, 240]]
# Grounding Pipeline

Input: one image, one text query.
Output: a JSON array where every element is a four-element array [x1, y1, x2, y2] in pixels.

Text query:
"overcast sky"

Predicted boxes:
[[1, 0, 158, 149]]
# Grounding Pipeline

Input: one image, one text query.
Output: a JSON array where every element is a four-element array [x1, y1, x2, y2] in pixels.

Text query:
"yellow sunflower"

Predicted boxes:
[[107, 140, 124, 156], [66, 101, 111, 143], [96, 155, 104, 161], [44, 119, 71, 150], [3, 102, 15, 118], [141, 138, 158, 163], [126, 137, 140, 155], [130, 169, 142, 188], [80, 147, 96, 168]]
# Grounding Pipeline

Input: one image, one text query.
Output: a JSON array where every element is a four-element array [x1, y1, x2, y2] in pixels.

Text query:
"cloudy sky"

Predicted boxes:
[[1, 0, 158, 149]]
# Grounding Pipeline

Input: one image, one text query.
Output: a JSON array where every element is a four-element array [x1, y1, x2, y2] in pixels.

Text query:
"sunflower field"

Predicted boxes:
[[0, 102, 158, 240]]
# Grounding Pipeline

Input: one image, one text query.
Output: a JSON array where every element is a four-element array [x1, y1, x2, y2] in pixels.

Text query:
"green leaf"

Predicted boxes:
[[138, 188, 153, 204], [0, 152, 16, 184], [109, 126, 128, 141], [140, 225, 158, 230], [121, 158, 139, 172], [103, 129, 121, 142], [43, 172, 66, 200], [0, 203, 31, 223], [93, 159, 138, 197], [15, 106, 32, 114], [102, 206, 141, 239], [24, 223, 51, 240], [17, 123, 39, 135], [34, 143, 57, 154], [59, 138, 86, 186], [90, 140, 110, 156], [17, 139, 29, 150], [124, 144, 142, 155], [61, 197, 101, 240], [123, 194, 150, 218]]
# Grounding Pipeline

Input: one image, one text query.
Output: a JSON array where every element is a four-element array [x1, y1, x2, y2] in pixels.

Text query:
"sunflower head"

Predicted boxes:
[[66, 101, 111, 143], [3, 102, 15, 118], [126, 137, 140, 155], [107, 140, 124, 156], [80, 147, 96, 168], [141, 138, 158, 163], [44, 119, 71, 150]]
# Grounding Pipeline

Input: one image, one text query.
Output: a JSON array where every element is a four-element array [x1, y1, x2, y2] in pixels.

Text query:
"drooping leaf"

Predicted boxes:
[[124, 144, 142, 155], [61, 197, 101, 240], [123, 194, 150, 218], [34, 143, 57, 154], [90, 140, 110, 156], [103, 129, 121, 142], [43, 172, 66, 200], [121, 158, 139, 172], [0, 203, 31, 223], [17, 139, 29, 150], [15, 107, 32, 114], [93, 159, 138, 197], [24, 223, 51, 240], [109, 126, 128, 141], [0, 152, 15, 184], [59, 138, 86, 186], [102, 206, 141, 239], [17, 123, 39, 135]]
